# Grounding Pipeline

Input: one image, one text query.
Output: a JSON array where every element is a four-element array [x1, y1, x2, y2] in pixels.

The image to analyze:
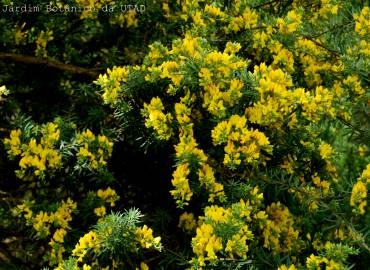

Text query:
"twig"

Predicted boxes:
[[0, 242, 32, 270], [0, 52, 99, 78], [302, 36, 340, 57], [252, 0, 280, 9], [311, 21, 355, 38]]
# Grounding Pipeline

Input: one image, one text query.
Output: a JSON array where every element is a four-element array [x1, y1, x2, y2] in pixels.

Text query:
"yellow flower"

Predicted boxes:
[[83, 264, 92, 270], [53, 228, 67, 243], [277, 10, 302, 34], [94, 206, 107, 217], [142, 97, 173, 140], [358, 145, 367, 157], [4, 122, 63, 179], [4, 129, 22, 156], [224, 42, 241, 55], [263, 202, 300, 253], [170, 163, 192, 206], [94, 66, 130, 105], [343, 75, 365, 95], [35, 29, 53, 57], [52, 198, 77, 226], [136, 225, 162, 250], [278, 264, 297, 270], [361, 164, 370, 182], [72, 231, 99, 260], [97, 187, 119, 207], [76, 130, 113, 170], [306, 254, 329, 269], [192, 11, 206, 28], [198, 163, 225, 203], [179, 212, 197, 233], [0, 85, 9, 101], [212, 114, 272, 168], [140, 262, 149, 270], [191, 199, 256, 267], [17, 202, 33, 220], [354, 6, 370, 37], [350, 180, 367, 215], [48, 239, 65, 265]]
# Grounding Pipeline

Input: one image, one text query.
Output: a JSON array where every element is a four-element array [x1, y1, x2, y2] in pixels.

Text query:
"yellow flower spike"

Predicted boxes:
[[159, 61, 184, 86], [142, 97, 173, 140], [358, 145, 367, 157], [170, 163, 192, 206], [177, 33, 201, 59], [227, 7, 259, 32], [76, 130, 113, 170], [349, 164, 370, 215], [224, 42, 242, 55], [350, 180, 367, 215], [17, 202, 34, 220], [192, 11, 206, 28], [198, 163, 225, 203], [48, 238, 65, 265], [204, 4, 225, 19]]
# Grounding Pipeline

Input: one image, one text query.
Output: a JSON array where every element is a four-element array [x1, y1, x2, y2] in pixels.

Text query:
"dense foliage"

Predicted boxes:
[[0, 0, 369, 269]]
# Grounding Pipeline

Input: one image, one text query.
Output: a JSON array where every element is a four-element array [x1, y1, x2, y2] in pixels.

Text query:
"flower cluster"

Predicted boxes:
[[354, 6, 370, 37], [97, 187, 119, 207], [136, 224, 162, 250], [4, 123, 62, 179], [94, 187, 120, 220], [350, 164, 370, 215], [76, 129, 113, 171], [191, 202, 254, 269], [178, 212, 197, 233], [71, 230, 100, 263], [0, 85, 9, 101], [35, 29, 54, 57], [54, 211, 162, 270], [212, 114, 272, 169], [263, 202, 300, 253], [94, 66, 130, 105], [172, 134, 225, 207], [191, 187, 266, 269], [16, 198, 77, 265], [142, 97, 173, 140], [276, 10, 302, 34]]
